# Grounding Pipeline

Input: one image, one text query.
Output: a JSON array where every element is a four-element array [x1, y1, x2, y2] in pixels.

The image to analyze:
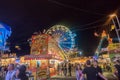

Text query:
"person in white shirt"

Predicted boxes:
[[5, 64, 16, 80]]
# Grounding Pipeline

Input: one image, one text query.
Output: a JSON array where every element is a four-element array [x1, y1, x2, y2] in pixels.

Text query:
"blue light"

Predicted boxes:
[[59, 31, 76, 52], [0, 23, 12, 51], [46, 25, 76, 53]]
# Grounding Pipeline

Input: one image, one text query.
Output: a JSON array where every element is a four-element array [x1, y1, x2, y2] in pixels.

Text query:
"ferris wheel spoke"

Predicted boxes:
[[60, 42, 73, 44], [59, 37, 72, 42], [60, 44, 72, 49]]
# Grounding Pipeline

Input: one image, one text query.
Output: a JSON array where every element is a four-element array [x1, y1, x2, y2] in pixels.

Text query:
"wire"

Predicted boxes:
[[71, 24, 104, 32], [72, 18, 106, 28], [48, 0, 106, 16]]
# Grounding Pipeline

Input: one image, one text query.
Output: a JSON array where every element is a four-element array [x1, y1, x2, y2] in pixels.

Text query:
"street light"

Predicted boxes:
[[109, 13, 120, 43]]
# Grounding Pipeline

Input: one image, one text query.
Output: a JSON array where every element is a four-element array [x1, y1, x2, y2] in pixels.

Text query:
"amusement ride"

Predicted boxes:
[[46, 25, 76, 58]]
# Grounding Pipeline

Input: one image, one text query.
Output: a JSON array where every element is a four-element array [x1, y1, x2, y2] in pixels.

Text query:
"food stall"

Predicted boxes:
[[25, 34, 65, 80], [0, 53, 16, 66]]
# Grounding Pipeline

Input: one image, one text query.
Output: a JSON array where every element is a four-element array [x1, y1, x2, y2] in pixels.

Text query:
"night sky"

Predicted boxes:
[[0, 0, 120, 56]]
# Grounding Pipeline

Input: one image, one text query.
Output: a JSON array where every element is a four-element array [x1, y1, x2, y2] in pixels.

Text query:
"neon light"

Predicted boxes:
[[0, 23, 11, 51]]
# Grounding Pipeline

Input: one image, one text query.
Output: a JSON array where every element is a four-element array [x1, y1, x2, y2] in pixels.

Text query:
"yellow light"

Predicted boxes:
[[15, 45, 19, 48], [111, 25, 115, 31]]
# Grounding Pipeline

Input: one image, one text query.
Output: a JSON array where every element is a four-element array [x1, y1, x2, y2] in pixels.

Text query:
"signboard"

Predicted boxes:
[[24, 54, 52, 60], [31, 34, 49, 55]]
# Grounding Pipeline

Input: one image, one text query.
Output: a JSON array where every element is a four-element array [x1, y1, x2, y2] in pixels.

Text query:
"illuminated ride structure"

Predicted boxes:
[[0, 23, 11, 52], [29, 25, 76, 60], [95, 30, 112, 58], [46, 25, 76, 58], [95, 14, 120, 58], [27, 25, 76, 79]]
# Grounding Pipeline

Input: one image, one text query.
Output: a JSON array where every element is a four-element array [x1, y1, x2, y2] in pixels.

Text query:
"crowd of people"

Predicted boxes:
[[57, 59, 120, 80], [0, 58, 120, 80], [0, 64, 28, 80]]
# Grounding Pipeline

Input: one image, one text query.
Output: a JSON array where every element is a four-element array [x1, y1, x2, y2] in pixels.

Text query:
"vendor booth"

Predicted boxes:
[[25, 34, 65, 80], [0, 53, 16, 66]]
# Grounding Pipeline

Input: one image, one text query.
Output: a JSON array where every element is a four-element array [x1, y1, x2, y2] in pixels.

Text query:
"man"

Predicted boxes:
[[5, 64, 16, 80], [93, 60, 104, 80], [68, 63, 72, 76], [80, 60, 107, 80]]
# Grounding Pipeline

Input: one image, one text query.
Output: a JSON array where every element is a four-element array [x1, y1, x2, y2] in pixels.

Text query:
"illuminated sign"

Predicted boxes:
[[0, 23, 11, 50], [31, 34, 49, 55]]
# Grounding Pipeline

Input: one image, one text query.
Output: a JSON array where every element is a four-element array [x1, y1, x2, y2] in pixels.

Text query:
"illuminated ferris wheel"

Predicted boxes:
[[46, 25, 76, 53]]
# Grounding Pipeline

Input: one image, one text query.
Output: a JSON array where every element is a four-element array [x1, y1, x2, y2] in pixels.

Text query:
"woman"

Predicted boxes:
[[15, 65, 28, 80], [76, 64, 83, 80]]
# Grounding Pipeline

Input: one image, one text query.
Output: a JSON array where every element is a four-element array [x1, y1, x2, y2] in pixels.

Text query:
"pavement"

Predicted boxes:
[[50, 72, 76, 80], [50, 72, 117, 80], [1, 71, 117, 80], [103, 72, 117, 80]]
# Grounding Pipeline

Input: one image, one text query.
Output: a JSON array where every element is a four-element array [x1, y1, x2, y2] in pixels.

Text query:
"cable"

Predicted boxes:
[[72, 18, 106, 29], [10, 25, 106, 46], [71, 24, 104, 32], [48, 0, 106, 16]]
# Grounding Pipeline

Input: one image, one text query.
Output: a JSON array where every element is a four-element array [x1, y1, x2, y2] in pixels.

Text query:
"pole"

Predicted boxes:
[[115, 15, 120, 28], [112, 18, 120, 43]]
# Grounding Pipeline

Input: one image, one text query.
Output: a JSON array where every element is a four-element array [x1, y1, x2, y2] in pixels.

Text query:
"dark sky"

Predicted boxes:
[[0, 0, 120, 56]]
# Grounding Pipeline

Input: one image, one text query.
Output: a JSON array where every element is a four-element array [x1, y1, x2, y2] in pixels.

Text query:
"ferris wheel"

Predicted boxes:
[[46, 25, 76, 53]]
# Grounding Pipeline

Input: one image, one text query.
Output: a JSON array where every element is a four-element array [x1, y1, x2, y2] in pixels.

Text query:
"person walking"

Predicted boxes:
[[93, 60, 104, 80], [5, 64, 16, 80], [68, 63, 72, 76], [57, 64, 60, 75], [63, 63, 67, 76], [80, 60, 107, 80], [15, 65, 28, 80], [60, 64, 63, 76], [76, 64, 83, 80]]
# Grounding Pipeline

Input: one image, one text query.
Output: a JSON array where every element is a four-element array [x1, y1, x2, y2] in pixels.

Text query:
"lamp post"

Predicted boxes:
[[110, 14, 120, 43]]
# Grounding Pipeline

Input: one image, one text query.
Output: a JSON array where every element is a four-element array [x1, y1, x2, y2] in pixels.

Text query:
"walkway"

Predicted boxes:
[[50, 72, 117, 80]]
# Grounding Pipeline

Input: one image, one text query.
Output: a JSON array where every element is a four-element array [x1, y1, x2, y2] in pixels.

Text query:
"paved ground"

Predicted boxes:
[[50, 72, 117, 80], [103, 72, 117, 80], [1, 72, 117, 80]]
